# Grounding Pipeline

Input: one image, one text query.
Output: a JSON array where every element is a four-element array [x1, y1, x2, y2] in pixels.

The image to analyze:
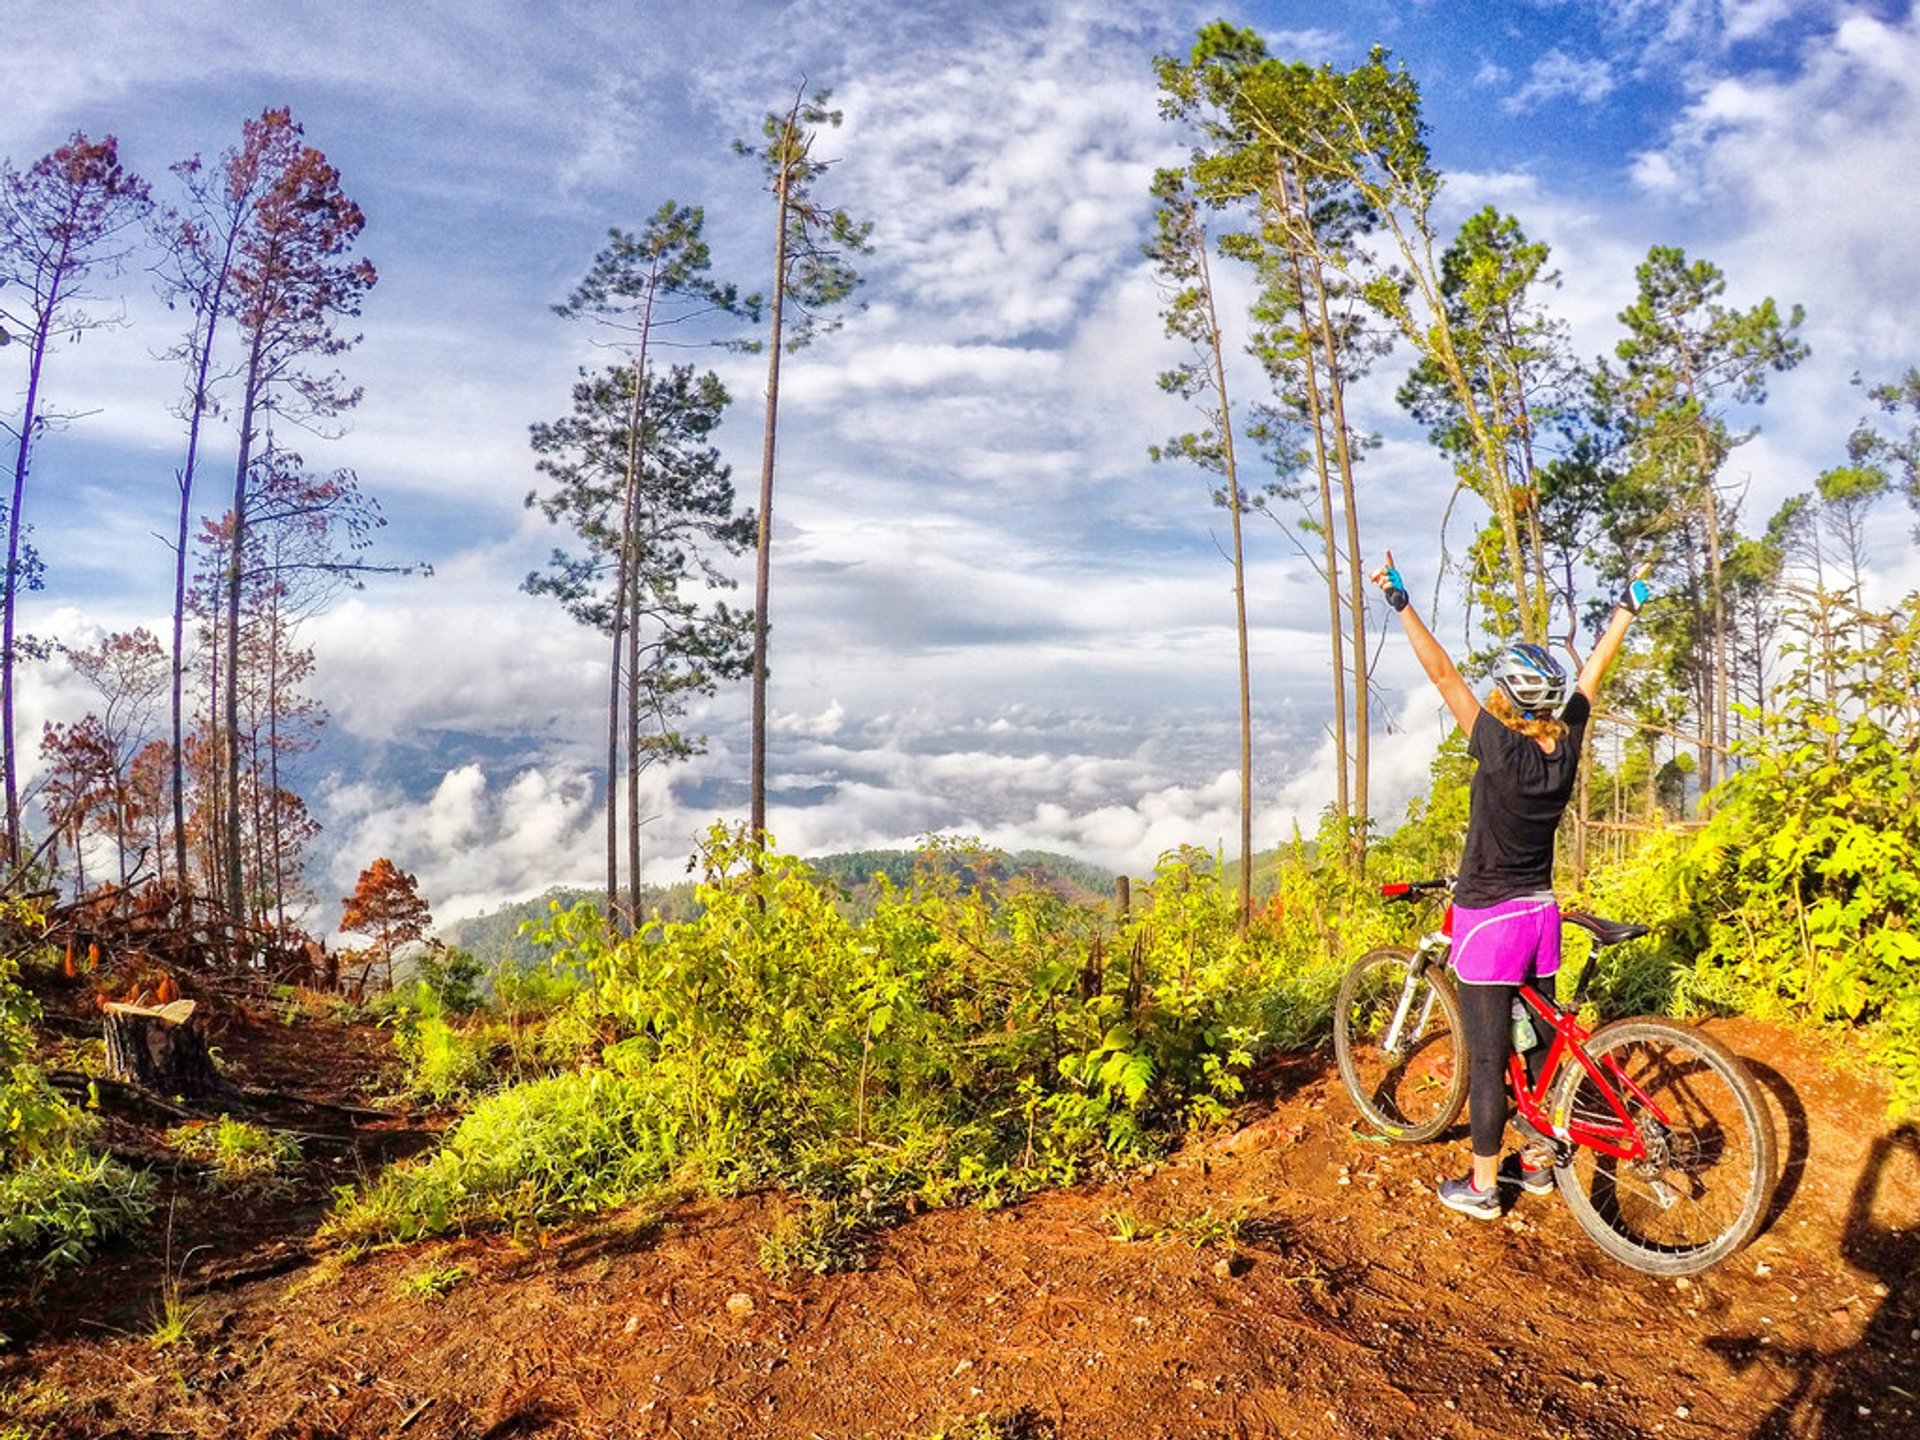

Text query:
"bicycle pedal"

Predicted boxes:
[[1513, 1115, 1570, 1168]]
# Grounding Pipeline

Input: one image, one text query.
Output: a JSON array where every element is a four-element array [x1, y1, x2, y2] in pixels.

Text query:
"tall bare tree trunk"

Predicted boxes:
[[2, 279, 62, 870], [222, 336, 270, 944], [1276, 225, 1349, 837], [1302, 253, 1370, 872], [1190, 240, 1254, 928], [171, 251, 234, 897], [750, 146, 794, 850], [626, 537, 643, 924]]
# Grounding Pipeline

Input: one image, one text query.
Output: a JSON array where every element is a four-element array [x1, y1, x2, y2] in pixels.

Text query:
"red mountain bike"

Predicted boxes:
[[1332, 877, 1776, 1275]]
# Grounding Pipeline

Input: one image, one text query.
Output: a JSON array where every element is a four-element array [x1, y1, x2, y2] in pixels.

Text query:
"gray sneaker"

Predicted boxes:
[[1500, 1150, 1555, 1196], [1438, 1173, 1501, 1220]]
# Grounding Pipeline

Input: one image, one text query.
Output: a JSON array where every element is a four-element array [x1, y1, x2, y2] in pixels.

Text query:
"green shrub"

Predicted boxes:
[[326, 1068, 671, 1243], [413, 943, 486, 1015], [1577, 595, 1920, 1114], [0, 1149, 155, 1273], [165, 1116, 302, 1192], [2, 900, 154, 1272], [330, 825, 1376, 1244], [399, 1012, 493, 1104], [756, 1197, 868, 1277]]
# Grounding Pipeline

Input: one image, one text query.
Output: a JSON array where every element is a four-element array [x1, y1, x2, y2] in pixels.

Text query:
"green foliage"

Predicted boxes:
[[756, 1197, 868, 1278], [412, 943, 486, 1015], [326, 1068, 671, 1243], [1588, 596, 1920, 1112], [165, 1116, 302, 1192], [369, 975, 498, 1103], [1, 899, 154, 1273], [396, 1261, 468, 1300], [400, 1011, 493, 1104], [332, 825, 1373, 1244], [0, 1147, 155, 1273]]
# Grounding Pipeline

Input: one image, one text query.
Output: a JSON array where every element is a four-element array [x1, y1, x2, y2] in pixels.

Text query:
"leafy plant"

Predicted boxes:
[[756, 1197, 868, 1278], [1, 899, 154, 1272], [329, 826, 1364, 1246], [412, 943, 486, 1015], [165, 1116, 301, 1192], [396, 1261, 468, 1300], [326, 1068, 672, 1244], [1582, 594, 1920, 1113], [399, 1012, 492, 1104]]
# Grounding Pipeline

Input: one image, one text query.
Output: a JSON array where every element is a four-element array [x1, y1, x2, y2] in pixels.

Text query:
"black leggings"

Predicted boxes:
[[1456, 980, 1552, 1159]]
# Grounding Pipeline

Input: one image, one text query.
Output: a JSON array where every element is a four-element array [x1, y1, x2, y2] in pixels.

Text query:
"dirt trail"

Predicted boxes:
[[4, 1013, 1914, 1439]]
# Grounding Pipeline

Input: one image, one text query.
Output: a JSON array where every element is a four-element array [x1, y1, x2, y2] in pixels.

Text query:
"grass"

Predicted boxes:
[[148, 1208, 205, 1352], [396, 1261, 469, 1300], [164, 1116, 301, 1193], [755, 1197, 869, 1278], [0, 1377, 74, 1440], [1102, 1205, 1245, 1252]]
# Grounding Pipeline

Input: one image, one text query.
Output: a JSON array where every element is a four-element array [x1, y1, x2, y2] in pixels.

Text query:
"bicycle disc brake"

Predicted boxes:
[[1632, 1119, 1683, 1209]]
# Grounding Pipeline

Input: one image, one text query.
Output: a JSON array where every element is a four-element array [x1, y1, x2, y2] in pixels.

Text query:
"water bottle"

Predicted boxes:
[[1510, 998, 1537, 1052]]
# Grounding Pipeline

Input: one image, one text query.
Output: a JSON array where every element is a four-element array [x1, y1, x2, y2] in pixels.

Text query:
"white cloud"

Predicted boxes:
[[1503, 50, 1620, 112], [1629, 12, 1920, 345], [6, 0, 1917, 935], [321, 759, 605, 925]]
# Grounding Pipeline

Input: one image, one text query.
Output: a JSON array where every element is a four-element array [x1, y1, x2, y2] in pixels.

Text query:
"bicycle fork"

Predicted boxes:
[[1381, 949, 1442, 1058]]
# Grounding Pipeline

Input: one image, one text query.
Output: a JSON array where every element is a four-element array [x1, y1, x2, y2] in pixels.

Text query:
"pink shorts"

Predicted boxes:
[[1450, 895, 1561, 986]]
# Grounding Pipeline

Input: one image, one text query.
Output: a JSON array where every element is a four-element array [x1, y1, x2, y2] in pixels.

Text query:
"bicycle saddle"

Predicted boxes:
[[1562, 912, 1652, 947]]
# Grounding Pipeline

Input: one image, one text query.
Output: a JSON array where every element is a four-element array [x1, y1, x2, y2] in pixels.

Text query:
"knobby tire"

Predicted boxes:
[[1333, 947, 1468, 1144], [1549, 1018, 1775, 1275]]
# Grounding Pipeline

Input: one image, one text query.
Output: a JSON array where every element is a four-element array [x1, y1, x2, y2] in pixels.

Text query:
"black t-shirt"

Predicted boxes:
[[1454, 691, 1591, 910]]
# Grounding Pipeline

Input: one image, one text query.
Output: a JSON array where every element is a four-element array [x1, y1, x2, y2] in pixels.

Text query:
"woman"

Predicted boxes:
[[1370, 550, 1646, 1218]]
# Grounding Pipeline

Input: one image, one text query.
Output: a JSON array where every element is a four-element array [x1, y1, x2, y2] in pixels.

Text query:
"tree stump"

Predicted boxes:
[[103, 998, 220, 1100]]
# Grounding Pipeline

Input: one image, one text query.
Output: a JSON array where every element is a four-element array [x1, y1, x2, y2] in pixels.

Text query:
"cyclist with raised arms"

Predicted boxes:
[[1370, 550, 1647, 1219]]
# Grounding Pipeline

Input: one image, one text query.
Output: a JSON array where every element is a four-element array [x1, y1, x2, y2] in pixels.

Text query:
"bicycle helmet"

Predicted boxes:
[[1490, 641, 1570, 717]]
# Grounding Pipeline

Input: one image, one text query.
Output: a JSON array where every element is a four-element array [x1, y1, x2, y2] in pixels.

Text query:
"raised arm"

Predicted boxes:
[[1577, 567, 1650, 702], [1370, 551, 1481, 735]]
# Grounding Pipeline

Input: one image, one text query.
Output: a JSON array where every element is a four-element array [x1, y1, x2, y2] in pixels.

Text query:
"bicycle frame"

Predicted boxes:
[[1507, 986, 1655, 1164], [1375, 879, 1672, 1170]]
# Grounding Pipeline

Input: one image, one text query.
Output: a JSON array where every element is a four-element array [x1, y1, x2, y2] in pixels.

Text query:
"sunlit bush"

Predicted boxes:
[[329, 826, 1370, 1242], [1, 899, 154, 1272]]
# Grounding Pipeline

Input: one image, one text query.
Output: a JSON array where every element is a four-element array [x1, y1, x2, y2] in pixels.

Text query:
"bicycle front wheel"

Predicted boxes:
[[1550, 1019, 1775, 1275], [1333, 947, 1466, 1143]]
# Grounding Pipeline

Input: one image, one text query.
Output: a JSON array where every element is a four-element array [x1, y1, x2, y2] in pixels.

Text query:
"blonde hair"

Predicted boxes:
[[1486, 686, 1568, 745]]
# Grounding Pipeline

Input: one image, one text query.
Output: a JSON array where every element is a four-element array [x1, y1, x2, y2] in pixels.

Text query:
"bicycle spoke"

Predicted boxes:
[[1335, 950, 1465, 1140], [1555, 1022, 1772, 1273]]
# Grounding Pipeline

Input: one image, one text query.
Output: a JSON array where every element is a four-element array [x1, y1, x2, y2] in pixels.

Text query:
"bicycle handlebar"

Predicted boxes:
[[1379, 876, 1453, 902]]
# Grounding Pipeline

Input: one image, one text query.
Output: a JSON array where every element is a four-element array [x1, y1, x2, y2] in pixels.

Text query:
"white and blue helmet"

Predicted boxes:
[[1491, 641, 1570, 717]]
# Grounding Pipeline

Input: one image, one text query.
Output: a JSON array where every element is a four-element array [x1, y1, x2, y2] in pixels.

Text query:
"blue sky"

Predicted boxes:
[[6, 1, 1918, 921]]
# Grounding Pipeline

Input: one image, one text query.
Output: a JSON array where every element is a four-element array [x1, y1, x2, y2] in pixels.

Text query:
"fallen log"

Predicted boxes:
[[47, 1070, 205, 1119]]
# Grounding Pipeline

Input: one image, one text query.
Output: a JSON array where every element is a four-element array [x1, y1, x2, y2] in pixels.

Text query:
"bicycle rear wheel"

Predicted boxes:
[[1333, 947, 1466, 1143], [1550, 1019, 1775, 1275]]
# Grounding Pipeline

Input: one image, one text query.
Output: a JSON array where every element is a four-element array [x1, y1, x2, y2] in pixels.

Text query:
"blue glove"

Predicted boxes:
[[1382, 564, 1409, 612], [1619, 568, 1652, 615]]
